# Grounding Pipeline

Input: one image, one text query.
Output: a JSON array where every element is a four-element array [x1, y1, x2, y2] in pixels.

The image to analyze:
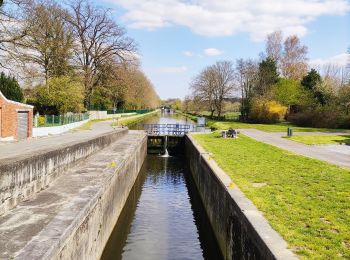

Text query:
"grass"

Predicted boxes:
[[193, 132, 350, 259], [208, 121, 350, 133], [72, 111, 158, 131], [177, 111, 350, 133], [286, 135, 350, 145]]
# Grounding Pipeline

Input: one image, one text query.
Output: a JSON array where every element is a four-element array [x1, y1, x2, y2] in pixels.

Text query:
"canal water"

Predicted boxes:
[[101, 113, 222, 260]]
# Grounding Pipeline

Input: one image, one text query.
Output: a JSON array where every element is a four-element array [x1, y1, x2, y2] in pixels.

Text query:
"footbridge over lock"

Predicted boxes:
[[144, 124, 193, 155]]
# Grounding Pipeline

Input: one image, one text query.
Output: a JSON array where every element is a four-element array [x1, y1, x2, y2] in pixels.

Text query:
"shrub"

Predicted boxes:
[[249, 99, 287, 123], [38, 116, 46, 126], [288, 110, 350, 129]]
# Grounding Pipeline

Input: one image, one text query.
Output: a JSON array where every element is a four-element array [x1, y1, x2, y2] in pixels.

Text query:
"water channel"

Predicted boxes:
[[101, 112, 222, 260]]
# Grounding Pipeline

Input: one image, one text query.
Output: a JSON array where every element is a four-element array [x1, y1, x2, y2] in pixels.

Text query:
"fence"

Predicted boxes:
[[34, 113, 89, 127], [107, 109, 154, 115]]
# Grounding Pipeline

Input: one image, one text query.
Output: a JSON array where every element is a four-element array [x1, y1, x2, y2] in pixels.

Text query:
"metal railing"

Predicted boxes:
[[34, 113, 89, 127], [144, 124, 192, 136]]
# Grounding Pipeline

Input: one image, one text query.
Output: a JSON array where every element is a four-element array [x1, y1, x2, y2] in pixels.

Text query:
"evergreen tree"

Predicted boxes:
[[0, 72, 24, 102], [256, 57, 279, 96], [301, 69, 328, 105]]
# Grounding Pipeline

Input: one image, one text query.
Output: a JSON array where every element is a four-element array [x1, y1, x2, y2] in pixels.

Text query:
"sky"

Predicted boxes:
[[95, 0, 350, 100]]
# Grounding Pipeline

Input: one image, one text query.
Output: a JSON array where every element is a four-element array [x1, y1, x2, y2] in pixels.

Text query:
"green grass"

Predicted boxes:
[[193, 132, 350, 259], [177, 111, 349, 133], [286, 135, 350, 145], [208, 121, 350, 133]]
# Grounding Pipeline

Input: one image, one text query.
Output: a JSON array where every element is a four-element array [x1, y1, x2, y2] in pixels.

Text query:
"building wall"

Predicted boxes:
[[0, 92, 33, 139]]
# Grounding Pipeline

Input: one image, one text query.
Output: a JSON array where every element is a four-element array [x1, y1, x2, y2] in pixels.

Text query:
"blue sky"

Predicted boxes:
[[95, 0, 350, 100]]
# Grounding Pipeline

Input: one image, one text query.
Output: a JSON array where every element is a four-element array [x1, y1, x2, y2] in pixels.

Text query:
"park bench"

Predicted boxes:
[[221, 128, 239, 138]]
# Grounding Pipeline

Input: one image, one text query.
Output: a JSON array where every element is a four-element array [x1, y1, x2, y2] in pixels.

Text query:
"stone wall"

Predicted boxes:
[[185, 135, 297, 260], [0, 129, 128, 215]]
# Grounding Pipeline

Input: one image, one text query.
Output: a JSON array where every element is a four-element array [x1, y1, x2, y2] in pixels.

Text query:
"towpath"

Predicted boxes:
[[239, 129, 350, 169], [0, 120, 122, 161]]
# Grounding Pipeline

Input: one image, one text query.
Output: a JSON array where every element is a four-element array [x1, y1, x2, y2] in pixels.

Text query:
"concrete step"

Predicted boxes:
[[0, 130, 147, 259]]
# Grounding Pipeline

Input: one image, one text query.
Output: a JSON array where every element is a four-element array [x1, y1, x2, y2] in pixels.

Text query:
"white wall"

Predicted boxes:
[[33, 119, 89, 137]]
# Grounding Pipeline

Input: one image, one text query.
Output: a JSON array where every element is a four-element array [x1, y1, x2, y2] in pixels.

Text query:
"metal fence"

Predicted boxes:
[[34, 113, 89, 127], [107, 109, 154, 115]]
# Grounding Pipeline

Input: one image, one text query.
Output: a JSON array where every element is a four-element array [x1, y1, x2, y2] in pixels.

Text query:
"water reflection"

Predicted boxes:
[[101, 155, 222, 260]]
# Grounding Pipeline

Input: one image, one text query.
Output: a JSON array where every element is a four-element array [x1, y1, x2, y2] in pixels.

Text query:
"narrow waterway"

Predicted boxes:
[[101, 113, 222, 260]]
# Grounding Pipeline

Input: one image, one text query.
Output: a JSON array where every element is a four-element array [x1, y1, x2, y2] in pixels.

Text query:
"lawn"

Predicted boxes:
[[193, 132, 350, 259], [208, 121, 350, 133], [286, 135, 350, 145], [177, 111, 350, 133]]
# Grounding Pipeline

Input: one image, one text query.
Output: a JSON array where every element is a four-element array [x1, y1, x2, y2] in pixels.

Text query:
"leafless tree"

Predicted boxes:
[[67, 0, 136, 107], [212, 61, 236, 117], [190, 66, 216, 117], [0, 0, 32, 67], [281, 35, 308, 80], [266, 30, 282, 66], [236, 58, 259, 120], [14, 1, 74, 86]]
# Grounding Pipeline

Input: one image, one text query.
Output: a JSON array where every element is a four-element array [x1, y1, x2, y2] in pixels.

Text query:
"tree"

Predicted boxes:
[[266, 30, 282, 65], [36, 76, 84, 113], [0, 72, 23, 101], [190, 61, 235, 118], [256, 57, 279, 96], [281, 35, 308, 80], [68, 0, 136, 107], [271, 78, 309, 108], [212, 61, 236, 117], [0, 0, 31, 67], [236, 58, 258, 121], [190, 66, 216, 117], [18, 1, 74, 85], [301, 69, 332, 105]]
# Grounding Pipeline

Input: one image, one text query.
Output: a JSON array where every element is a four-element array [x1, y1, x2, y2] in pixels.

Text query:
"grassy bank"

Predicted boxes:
[[178, 111, 349, 133], [286, 135, 350, 145], [193, 132, 350, 259]]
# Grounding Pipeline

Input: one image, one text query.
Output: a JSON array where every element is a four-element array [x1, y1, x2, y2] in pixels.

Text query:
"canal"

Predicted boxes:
[[101, 112, 222, 260]]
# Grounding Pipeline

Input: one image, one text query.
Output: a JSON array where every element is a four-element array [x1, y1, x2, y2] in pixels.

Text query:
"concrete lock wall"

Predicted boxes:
[[0, 129, 128, 216], [53, 134, 147, 260], [185, 135, 297, 260]]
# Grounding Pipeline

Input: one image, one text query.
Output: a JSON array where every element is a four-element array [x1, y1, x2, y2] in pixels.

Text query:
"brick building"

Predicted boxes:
[[0, 91, 34, 140]]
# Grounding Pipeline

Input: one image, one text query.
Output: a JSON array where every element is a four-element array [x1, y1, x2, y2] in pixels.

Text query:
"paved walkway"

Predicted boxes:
[[0, 120, 123, 161], [240, 129, 350, 169]]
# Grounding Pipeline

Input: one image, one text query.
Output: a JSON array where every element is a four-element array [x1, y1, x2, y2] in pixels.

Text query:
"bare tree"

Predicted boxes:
[[281, 35, 308, 80], [212, 61, 236, 117], [68, 0, 136, 107], [236, 58, 259, 121], [266, 30, 282, 66], [190, 66, 216, 117], [0, 0, 32, 67], [15, 1, 74, 86]]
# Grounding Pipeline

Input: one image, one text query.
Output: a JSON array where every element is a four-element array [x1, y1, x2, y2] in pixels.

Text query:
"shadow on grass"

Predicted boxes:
[[334, 135, 350, 145]]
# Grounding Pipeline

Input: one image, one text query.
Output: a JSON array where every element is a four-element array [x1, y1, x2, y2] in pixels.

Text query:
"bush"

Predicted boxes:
[[249, 99, 287, 123], [288, 110, 350, 129], [38, 116, 46, 126]]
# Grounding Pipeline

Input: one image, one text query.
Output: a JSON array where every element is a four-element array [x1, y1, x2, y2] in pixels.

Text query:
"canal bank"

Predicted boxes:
[[185, 134, 297, 260], [0, 130, 147, 259]]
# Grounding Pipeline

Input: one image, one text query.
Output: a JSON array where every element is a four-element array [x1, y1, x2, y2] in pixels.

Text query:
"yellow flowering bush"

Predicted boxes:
[[250, 99, 287, 123]]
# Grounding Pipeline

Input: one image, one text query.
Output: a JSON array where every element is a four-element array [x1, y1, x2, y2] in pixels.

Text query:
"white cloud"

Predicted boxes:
[[107, 0, 350, 40], [204, 48, 223, 56], [147, 66, 188, 74], [309, 53, 350, 67], [183, 51, 194, 57]]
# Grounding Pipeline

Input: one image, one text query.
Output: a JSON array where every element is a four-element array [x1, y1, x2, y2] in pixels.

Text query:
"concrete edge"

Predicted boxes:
[[14, 133, 148, 260], [186, 134, 298, 260]]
